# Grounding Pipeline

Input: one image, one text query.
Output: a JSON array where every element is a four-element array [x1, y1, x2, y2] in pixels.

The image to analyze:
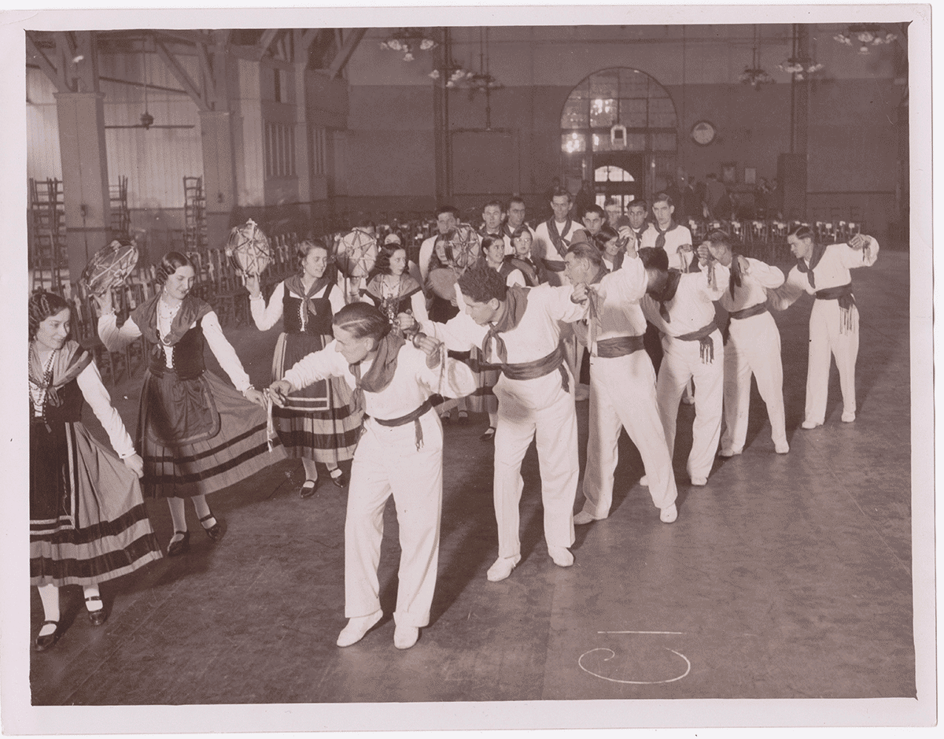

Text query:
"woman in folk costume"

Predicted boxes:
[[269, 303, 477, 650], [361, 241, 428, 332], [30, 291, 162, 651], [245, 240, 361, 497], [97, 252, 285, 556], [468, 235, 526, 440], [771, 225, 879, 428]]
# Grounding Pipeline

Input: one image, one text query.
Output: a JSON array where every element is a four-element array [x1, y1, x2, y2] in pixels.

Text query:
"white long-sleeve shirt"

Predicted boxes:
[[77, 360, 137, 458], [281, 340, 476, 421], [585, 257, 649, 349], [641, 262, 730, 338], [98, 310, 252, 392], [640, 223, 694, 271], [771, 238, 880, 310], [250, 279, 346, 332], [532, 219, 576, 270], [718, 257, 785, 313]]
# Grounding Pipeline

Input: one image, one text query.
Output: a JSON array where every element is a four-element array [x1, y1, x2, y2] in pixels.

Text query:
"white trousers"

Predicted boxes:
[[721, 311, 787, 452], [582, 350, 678, 517], [492, 371, 578, 559], [344, 412, 443, 628], [805, 299, 859, 424], [657, 331, 725, 480]]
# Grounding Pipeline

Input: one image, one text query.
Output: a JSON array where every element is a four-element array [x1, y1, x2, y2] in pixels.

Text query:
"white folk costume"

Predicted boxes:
[[718, 257, 788, 454], [577, 258, 678, 519], [641, 222, 694, 271], [99, 294, 287, 498], [251, 276, 362, 465], [642, 261, 730, 483], [30, 341, 162, 586], [422, 284, 587, 564], [771, 237, 880, 425], [280, 335, 476, 629], [532, 218, 576, 286]]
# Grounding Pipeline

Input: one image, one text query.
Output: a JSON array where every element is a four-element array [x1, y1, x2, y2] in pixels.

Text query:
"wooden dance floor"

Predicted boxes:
[[26, 250, 921, 724]]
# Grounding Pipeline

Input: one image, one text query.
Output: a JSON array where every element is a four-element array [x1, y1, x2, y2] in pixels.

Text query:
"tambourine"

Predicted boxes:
[[450, 224, 481, 269], [225, 219, 272, 282], [428, 267, 459, 302], [81, 239, 139, 296], [335, 228, 377, 279]]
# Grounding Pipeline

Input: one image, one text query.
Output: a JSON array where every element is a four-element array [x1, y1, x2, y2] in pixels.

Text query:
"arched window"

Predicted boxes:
[[560, 68, 678, 204]]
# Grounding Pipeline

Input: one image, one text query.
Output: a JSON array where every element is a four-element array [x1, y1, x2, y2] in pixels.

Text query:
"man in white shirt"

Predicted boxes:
[[771, 225, 879, 428], [480, 199, 512, 255], [581, 204, 606, 239], [532, 188, 577, 286], [408, 266, 588, 582], [640, 246, 729, 486], [270, 303, 477, 650], [702, 230, 789, 456], [640, 193, 694, 271], [563, 244, 679, 525]]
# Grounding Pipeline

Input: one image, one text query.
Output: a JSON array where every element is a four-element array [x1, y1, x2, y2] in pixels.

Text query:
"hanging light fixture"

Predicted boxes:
[[429, 63, 473, 87], [778, 25, 825, 81], [834, 23, 897, 54], [739, 25, 774, 89], [380, 28, 437, 62]]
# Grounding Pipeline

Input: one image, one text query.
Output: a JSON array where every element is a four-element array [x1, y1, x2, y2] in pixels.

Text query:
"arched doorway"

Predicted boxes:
[[560, 68, 678, 207]]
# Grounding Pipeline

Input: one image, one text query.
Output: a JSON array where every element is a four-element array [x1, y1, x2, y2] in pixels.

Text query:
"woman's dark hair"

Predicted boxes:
[[29, 290, 71, 340], [457, 264, 507, 304], [295, 239, 329, 269], [372, 243, 409, 278], [155, 251, 195, 285], [333, 302, 391, 343], [593, 224, 620, 252], [481, 234, 504, 256]]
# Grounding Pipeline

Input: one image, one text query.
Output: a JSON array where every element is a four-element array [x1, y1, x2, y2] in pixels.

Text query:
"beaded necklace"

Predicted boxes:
[[29, 344, 57, 423], [157, 297, 181, 346]]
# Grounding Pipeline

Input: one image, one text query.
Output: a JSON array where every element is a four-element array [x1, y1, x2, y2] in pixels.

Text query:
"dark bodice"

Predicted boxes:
[[148, 321, 206, 380], [283, 283, 334, 336], [30, 377, 83, 426]]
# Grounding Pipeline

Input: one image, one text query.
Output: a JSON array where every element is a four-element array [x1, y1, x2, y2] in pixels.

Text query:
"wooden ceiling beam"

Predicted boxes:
[[26, 32, 69, 93], [326, 28, 365, 79], [154, 37, 210, 112]]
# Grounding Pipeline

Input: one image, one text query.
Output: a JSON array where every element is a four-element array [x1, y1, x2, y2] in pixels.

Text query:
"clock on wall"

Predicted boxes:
[[691, 120, 717, 146]]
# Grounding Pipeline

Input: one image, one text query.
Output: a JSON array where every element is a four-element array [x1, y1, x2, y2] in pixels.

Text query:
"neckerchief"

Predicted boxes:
[[481, 286, 530, 363], [285, 273, 332, 331], [366, 273, 421, 304], [508, 256, 540, 287], [546, 218, 574, 259], [29, 340, 92, 410], [502, 222, 522, 240], [654, 221, 678, 251], [647, 270, 682, 323], [349, 332, 406, 413], [796, 242, 827, 289], [728, 254, 743, 299], [132, 292, 212, 347]]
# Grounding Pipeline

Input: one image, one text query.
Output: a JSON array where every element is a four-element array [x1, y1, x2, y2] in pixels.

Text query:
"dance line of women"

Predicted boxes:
[[29, 197, 878, 651]]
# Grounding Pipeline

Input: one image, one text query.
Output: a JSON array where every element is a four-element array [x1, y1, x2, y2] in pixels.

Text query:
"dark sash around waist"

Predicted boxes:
[[500, 345, 570, 393], [674, 321, 718, 364], [815, 282, 856, 333], [370, 398, 433, 451], [147, 358, 205, 381], [595, 335, 644, 358], [729, 303, 768, 321]]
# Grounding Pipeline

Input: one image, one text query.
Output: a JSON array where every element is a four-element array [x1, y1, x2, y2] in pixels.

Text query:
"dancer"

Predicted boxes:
[[362, 241, 429, 330], [246, 240, 361, 496], [562, 245, 679, 524], [771, 226, 879, 427], [270, 303, 476, 649], [98, 252, 286, 556], [639, 246, 729, 486], [702, 229, 789, 455], [405, 266, 588, 581], [30, 291, 162, 650]]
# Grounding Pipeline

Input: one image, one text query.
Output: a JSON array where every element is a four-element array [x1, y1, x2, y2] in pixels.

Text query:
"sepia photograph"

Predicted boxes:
[[0, 2, 935, 735]]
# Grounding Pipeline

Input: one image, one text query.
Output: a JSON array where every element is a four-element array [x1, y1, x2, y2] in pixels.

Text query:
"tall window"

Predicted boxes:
[[265, 121, 296, 179]]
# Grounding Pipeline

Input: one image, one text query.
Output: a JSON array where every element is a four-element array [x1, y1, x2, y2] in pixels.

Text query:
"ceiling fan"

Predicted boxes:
[[104, 44, 194, 131]]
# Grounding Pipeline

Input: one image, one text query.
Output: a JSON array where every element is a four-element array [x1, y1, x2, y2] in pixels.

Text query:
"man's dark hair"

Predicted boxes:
[[567, 243, 604, 270], [652, 192, 674, 208], [458, 264, 507, 304], [638, 246, 669, 272], [582, 203, 605, 220], [436, 205, 459, 218]]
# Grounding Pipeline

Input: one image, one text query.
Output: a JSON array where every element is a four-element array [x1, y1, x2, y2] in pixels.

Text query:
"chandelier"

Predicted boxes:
[[429, 63, 473, 87], [465, 72, 502, 94], [778, 57, 825, 81], [834, 24, 898, 54], [380, 28, 437, 62], [739, 26, 774, 90]]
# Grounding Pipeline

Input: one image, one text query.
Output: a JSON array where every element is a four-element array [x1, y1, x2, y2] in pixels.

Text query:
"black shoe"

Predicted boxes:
[[300, 479, 318, 498], [34, 620, 60, 651], [199, 513, 224, 542], [328, 468, 349, 488], [86, 597, 108, 627], [167, 530, 190, 556]]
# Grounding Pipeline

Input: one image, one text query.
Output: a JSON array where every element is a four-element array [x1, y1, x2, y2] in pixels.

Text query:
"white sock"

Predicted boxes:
[[38, 584, 60, 633], [83, 585, 103, 611], [168, 497, 188, 541], [192, 494, 216, 529]]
